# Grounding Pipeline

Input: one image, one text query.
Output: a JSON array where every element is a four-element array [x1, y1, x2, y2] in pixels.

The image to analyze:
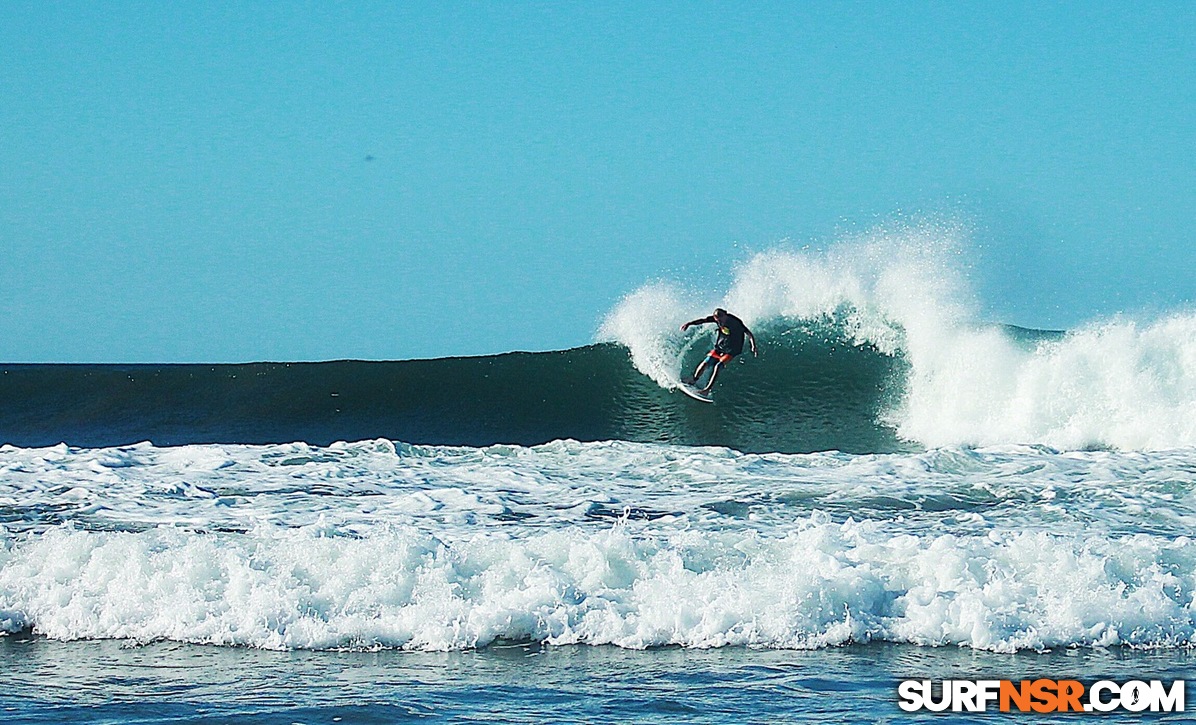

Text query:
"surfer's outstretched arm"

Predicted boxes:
[[680, 316, 715, 331]]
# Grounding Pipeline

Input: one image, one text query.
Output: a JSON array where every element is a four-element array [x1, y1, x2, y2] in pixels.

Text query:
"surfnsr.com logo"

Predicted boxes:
[[898, 679, 1186, 713]]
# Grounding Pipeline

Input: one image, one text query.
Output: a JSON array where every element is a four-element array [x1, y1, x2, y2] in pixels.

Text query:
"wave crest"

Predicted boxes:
[[600, 222, 1196, 450]]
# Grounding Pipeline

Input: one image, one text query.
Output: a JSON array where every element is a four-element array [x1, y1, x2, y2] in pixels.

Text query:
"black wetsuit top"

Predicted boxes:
[[711, 314, 748, 356]]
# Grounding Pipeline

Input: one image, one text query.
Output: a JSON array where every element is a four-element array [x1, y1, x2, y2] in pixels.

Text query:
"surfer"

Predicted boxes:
[[680, 308, 758, 393]]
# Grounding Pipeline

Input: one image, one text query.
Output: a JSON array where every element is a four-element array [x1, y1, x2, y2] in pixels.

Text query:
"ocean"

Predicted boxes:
[[3, 241, 1195, 722]]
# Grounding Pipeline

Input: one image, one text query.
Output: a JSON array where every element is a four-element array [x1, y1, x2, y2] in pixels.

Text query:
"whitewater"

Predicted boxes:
[[3, 226, 1196, 721], [2, 439, 1195, 654]]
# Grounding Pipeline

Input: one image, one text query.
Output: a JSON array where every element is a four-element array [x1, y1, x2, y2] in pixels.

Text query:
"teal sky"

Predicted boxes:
[[3, 2, 1194, 362]]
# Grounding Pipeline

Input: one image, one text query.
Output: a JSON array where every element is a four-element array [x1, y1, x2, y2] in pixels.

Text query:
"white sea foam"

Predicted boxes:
[[598, 222, 1196, 450], [900, 314, 1196, 450], [1, 439, 1195, 652], [4, 439, 1195, 537], [596, 283, 703, 389], [2, 520, 1193, 652]]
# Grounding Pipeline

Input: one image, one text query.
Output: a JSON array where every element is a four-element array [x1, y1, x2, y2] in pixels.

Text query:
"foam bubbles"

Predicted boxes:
[[2, 439, 1196, 652], [3, 522, 1193, 652]]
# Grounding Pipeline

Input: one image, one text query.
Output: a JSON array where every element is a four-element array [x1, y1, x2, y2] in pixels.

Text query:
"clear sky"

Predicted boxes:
[[3, 2, 1194, 362]]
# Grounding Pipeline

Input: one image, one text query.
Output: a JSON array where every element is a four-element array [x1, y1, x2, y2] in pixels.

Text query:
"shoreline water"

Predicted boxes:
[[9, 641, 1196, 722], [4, 635, 1194, 724]]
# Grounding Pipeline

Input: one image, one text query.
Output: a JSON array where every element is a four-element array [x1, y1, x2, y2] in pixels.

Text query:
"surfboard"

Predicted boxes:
[[679, 383, 713, 403]]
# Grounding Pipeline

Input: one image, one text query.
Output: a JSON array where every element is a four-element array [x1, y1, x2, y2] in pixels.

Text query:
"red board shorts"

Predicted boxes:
[[706, 350, 734, 364]]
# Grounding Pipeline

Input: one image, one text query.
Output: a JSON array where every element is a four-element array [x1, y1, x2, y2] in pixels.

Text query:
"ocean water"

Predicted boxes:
[[3, 234, 1196, 721]]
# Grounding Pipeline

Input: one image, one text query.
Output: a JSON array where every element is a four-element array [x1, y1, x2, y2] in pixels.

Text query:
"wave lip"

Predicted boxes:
[[2, 523, 1192, 653]]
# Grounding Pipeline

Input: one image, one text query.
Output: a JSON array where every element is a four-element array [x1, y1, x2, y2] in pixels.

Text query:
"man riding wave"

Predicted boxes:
[[680, 308, 758, 393]]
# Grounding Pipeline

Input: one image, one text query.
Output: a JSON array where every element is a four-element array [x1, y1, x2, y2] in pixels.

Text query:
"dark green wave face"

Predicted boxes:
[[0, 328, 918, 453]]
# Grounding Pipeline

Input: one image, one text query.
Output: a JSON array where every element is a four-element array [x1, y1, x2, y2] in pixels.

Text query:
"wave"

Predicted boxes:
[[3, 223, 1194, 453], [2, 437, 1193, 653], [0, 346, 905, 456], [3, 521, 1192, 652], [600, 222, 1196, 451]]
